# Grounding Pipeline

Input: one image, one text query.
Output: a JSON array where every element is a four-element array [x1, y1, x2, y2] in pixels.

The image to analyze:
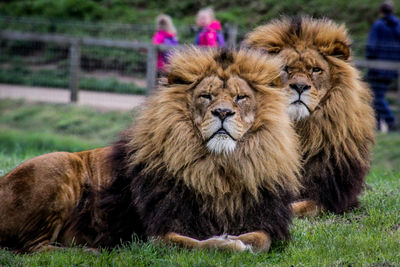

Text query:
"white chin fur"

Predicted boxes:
[[288, 104, 310, 121], [206, 134, 236, 155]]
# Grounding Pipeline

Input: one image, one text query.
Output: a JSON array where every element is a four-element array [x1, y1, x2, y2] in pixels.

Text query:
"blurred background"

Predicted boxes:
[[0, 0, 399, 96]]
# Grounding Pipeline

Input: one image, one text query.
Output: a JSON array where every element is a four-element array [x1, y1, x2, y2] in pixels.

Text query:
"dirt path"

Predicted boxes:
[[0, 84, 147, 111]]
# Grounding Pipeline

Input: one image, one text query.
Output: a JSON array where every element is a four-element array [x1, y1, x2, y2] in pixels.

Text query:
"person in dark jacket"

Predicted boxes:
[[366, 1, 400, 131]]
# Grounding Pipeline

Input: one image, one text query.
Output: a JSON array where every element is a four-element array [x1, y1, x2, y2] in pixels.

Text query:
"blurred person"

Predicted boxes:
[[152, 14, 179, 71], [195, 7, 225, 47], [366, 0, 400, 131]]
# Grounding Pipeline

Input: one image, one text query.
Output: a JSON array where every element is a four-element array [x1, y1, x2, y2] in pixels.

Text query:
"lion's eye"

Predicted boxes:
[[199, 94, 212, 100], [284, 66, 290, 73], [235, 95, 248, 102], [312, 67, 322, 73]]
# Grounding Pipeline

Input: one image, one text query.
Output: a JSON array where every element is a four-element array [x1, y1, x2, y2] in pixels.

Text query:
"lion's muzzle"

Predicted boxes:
[[287, 80, 313, 121], [204, 107, 240, 155], [211, 108, 235, 121], [289, 83, 311, 95]]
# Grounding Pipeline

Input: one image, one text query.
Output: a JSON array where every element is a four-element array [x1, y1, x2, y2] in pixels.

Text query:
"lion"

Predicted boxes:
[[0, 47, 301, 253], [245, 16, 375, 216]]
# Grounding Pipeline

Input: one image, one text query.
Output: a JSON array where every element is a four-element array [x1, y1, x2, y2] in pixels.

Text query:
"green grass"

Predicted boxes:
[[0, 99, 400, 266]]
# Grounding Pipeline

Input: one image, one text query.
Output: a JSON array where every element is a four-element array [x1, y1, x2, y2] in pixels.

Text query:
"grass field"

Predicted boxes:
[[0, 99, 399, 266]]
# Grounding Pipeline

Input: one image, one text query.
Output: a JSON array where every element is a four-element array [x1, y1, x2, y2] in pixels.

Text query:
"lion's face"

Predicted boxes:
[[191, 76, 256, 155], [244, 17, 354, 123], [279, 48, 331, 122]]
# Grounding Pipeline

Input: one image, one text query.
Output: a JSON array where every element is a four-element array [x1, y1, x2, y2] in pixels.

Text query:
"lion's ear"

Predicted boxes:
[[320, 41, 350, 60], [269, 76, 283, 88], [264, 45, 281, 54], [167, 73, 192, 85], [243, 31, 282, 54]]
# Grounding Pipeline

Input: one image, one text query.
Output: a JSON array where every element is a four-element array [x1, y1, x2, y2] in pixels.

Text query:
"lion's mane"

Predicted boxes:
[[91, 47, 301, 245], [245, 17, 376, 213]]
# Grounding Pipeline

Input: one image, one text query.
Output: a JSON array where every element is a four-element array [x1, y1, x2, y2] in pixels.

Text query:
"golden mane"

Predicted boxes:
[[295, 65, 375, 167], [246, 16, 375, 167], [245, 16, 351, 60], [124, 47, 301, 214], [245, 17, 375, 214]]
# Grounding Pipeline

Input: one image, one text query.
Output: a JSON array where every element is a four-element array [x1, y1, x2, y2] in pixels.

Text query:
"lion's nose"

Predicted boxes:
[[211, 108, 235, 121], [289, 83, 311, 95]]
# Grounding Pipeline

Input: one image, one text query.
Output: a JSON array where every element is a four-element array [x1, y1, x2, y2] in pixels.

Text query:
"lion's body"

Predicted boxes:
[[245, 17, 375, 214], [91, 136, 296, 247], [0, 148, 112, 252], [0, 47, 301, 252]]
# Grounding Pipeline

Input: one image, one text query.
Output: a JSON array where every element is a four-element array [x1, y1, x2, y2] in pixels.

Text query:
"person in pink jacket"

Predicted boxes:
[[195, 8, 225, 47], [152, 14, 179, 71]]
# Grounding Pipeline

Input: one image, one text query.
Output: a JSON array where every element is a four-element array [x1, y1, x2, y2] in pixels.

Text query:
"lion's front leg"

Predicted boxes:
[[162, 232, 252, 252], [291, 200, 322, 217]]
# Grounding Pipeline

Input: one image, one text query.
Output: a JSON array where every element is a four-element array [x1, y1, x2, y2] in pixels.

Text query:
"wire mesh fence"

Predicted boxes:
[[0, 35, 148, 96], [0, 15, 242, 44], [0, 16, 239, 100], [0, 39, 69, 87]]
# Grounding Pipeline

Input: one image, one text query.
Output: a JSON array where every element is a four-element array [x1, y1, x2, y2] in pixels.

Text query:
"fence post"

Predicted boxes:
[[146, 44, 157, 95], [69, 38, 80, 102], [226, 24, 238, 49]]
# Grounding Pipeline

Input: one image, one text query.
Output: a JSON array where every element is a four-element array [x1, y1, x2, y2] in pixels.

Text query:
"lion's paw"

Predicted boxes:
[[226, 239, 253, 252], [200, 235, 252, 252]]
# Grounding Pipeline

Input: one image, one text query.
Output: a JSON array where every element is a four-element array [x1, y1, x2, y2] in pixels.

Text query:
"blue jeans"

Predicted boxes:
[[369, 78, 396, 128]]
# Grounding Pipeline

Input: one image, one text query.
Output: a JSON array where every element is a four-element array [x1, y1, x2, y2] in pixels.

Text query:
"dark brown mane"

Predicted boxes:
[[289, 15, 303, 37], [214, 49, 235, 70]]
